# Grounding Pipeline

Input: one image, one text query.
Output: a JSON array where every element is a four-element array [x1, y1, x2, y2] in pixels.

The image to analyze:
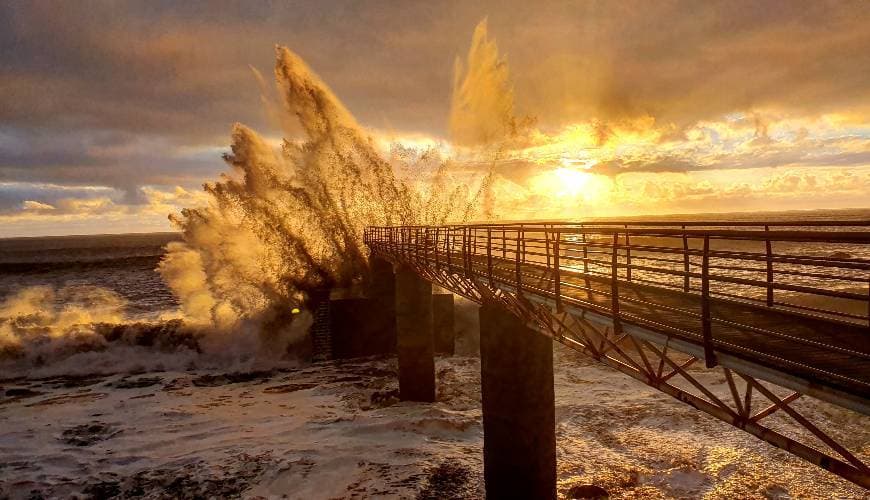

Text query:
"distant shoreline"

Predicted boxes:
[[0, 231, 182, 242]]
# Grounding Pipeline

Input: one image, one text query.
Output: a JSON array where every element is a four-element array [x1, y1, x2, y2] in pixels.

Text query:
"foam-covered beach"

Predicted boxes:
[[2, 344, 867, 498]]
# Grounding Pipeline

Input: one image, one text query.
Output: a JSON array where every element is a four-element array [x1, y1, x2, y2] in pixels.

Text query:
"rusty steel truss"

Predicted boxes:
[[364, 221, 870, 488]]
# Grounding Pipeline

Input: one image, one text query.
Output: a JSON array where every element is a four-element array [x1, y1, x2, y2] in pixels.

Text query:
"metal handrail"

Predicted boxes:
[[453, 219, 870, 228]]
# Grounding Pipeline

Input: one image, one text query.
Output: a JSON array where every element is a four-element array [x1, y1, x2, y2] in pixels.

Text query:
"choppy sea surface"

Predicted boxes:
[[0, 232, 181, 320]]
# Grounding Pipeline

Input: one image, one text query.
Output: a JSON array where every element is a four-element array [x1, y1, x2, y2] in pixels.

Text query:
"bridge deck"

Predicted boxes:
[[366, 222, 870, 407], [476, 255, 870, 400]]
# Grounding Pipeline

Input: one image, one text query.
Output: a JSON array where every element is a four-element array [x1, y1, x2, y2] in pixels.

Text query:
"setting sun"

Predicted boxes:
[[528, 165, 612, 207], [553, 167, 592, 198]]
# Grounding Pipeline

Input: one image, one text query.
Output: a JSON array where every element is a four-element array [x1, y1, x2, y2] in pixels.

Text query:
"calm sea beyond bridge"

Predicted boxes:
[[363, 220, 870, 495]]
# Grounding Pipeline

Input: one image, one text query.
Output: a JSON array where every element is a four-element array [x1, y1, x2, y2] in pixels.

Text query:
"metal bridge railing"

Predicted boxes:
[[365, 221, 870, 382]]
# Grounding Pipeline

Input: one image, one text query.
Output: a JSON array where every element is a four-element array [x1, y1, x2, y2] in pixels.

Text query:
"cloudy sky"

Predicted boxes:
[[1, 0, 869, 236]]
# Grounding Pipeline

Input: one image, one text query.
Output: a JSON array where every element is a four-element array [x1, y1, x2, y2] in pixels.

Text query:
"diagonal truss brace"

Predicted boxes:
[[375, 252, 870, 489]]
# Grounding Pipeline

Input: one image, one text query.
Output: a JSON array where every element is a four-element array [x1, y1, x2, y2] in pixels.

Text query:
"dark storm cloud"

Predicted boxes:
[[0, 182, 117, 214], [0, 127, 226, 196], [0, 1, 461, 141], [0, 0, 869, 195], [0, 0, 470, 191]]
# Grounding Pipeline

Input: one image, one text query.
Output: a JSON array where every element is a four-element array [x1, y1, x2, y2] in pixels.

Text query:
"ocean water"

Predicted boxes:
[[0, 232, 181, 320], [588, 208, 870, 319]]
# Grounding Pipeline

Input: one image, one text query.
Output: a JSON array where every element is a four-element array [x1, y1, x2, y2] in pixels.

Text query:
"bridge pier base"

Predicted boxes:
[[369, 257, 397, 352], [433, 293, 455, 355], [479, 304, 556, 500], [395, 265, 436, 402]]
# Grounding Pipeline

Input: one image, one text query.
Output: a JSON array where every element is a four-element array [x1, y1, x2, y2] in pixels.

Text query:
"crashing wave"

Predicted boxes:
[[159, 33, 514, 336]]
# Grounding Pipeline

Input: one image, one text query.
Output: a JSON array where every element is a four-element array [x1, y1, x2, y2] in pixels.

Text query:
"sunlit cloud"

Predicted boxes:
[[0, 183, 213, 237], [20, 200, 55, 211]]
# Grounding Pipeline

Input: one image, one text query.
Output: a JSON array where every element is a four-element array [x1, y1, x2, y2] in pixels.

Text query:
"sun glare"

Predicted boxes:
[[529, 165, 610, 205], [553, 167, 592, 198]]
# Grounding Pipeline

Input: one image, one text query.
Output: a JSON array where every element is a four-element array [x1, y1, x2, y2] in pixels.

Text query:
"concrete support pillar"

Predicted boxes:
[[369, 257, 397, 353], [479, 304, 556, 500], [433, 294, 455, 356], [395, 265, 435, 402]]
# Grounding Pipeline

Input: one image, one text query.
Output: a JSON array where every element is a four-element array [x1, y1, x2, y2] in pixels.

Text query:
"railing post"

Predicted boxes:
[[471, 227, 477, 269], [463, 227, 470, 277], [487, 228, 493, 287], [434, 228, 440, 271], [502, 229, 507, 259], [521, 226, 527, 265], [446, 229, 453, 272], [515, 230, 523, 294], [582, 225, 590, 291], [625, 224, 632, 282], [682, 225, 690, 292], [553, 231, 562, 313], [470, 227, 475, 275], [423, 228, 429, 265], [765, 225, 774, 307], [701, 235, 717, 368], [545, 228, 552, 268], [611, 232, 621, 332]]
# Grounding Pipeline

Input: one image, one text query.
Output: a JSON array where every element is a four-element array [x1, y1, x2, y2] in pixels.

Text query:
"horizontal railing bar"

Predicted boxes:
[[370, 219, 870, 230], [376, 224, 870, 243], [447, 219, 870, 228], [463, 235, 868, 267]]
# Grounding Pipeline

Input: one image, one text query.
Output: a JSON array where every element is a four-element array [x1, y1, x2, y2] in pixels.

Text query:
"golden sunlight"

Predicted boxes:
[[529, 166, 610, 203]]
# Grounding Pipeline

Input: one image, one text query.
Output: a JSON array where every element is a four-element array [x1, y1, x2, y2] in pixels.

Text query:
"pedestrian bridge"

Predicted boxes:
[[365, 220, 870, 489]]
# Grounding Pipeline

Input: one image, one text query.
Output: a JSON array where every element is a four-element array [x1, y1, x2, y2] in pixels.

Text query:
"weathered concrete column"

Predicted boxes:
[[369, 257, 397, 353], [479, 304, 556, 499], [432, 293, 455, 356], [395, 265, 435, 402]]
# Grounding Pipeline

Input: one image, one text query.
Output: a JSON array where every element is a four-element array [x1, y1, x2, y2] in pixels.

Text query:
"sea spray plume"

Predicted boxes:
[[449, 19, 535, 219], [450, 18, 532, 149], [160, 46, 487, 344]]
